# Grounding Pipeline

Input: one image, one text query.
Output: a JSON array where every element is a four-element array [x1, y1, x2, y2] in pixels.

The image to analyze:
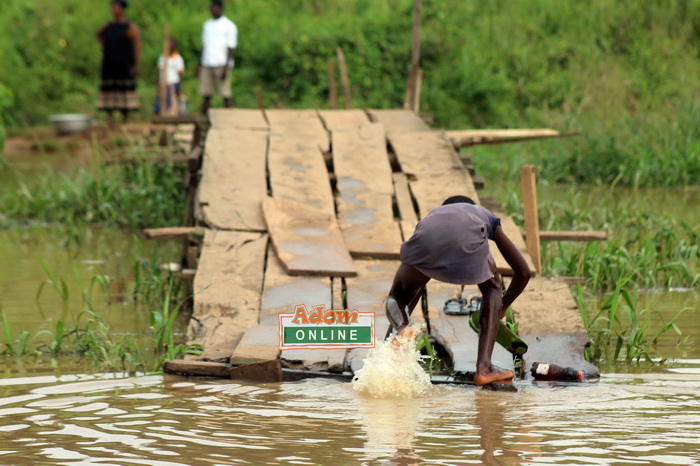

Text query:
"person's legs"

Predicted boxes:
[[121, 109, 129, 124], [385, 263, 430, 336], [198, 67, 214, 115], [474, 261, 514, 386], [223, 97, 233, 108], [220, 67, 233, 109]]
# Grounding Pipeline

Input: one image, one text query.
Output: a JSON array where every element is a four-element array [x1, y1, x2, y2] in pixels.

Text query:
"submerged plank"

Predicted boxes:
[[208, 108, 268, 130], [188, 230, 267, 362], [366, 109, 431, 134], [318, 109, 370, 131], [426, 282, 514, 377], [263, 196, 356, 277], [389, 131, 480, 217], [199, 127, 268, 231], [510, 276, 599, 376], [332, 123, 403, 259]]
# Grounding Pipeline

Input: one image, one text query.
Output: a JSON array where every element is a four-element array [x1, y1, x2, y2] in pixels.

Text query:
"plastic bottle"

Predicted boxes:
[[530, 362, 584, 381]]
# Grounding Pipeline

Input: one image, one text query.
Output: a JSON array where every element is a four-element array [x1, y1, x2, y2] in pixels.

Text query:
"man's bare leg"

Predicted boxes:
[[474, 271, 514, 386], [385, 263, 430, 337], [224, 97, 233, 108], [201, 96, 212, 115]]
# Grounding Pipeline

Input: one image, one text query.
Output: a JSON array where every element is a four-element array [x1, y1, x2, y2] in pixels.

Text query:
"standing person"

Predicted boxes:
[[385, 195, 532, 386], [199, 0, 237, 114], [155, 38, 185, 115], [97, 0, 141, 125]]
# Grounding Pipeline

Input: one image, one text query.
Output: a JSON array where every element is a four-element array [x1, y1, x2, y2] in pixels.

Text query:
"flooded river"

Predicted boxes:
[[1, 150, 698, 464], [0, 367, 698, 464]]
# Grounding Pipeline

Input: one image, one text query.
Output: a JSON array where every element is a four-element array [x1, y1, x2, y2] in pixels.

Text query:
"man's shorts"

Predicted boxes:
[[198, 66, 232, 98]]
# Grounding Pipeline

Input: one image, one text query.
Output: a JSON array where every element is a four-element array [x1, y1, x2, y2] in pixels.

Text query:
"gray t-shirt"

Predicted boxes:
[[400, 203, 501, 285]]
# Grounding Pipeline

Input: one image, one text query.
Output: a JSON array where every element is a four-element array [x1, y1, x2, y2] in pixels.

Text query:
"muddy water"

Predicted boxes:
[[0, 369, 698, 464]]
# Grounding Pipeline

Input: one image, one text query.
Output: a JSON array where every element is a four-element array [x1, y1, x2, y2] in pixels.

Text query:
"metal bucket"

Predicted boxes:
[[49, 114, 92, 135]]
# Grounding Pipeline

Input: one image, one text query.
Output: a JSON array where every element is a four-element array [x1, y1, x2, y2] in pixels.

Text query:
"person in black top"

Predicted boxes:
[[97, 0, 141, 125]]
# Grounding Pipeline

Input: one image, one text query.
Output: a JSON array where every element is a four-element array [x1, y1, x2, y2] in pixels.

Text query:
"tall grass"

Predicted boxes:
[[576, 280, 688, 365], [1, 261, 199, 373], [0, 152, 186, 230]]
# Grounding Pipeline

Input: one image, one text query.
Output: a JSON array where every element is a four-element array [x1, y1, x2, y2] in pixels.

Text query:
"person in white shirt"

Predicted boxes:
[[199, 0, 237, 114], [156, 38, 185, 114]]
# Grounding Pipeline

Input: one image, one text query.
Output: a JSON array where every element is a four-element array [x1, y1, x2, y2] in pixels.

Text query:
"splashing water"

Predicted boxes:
[[352, 322, 432, 399]]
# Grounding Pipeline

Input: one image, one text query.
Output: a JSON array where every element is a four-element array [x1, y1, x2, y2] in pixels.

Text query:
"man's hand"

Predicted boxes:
[[220, 68, 229, 81], [132, 65, 140, 77]]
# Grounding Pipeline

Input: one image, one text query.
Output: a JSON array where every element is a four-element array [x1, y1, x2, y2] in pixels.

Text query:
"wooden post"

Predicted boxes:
[[256, 86, 264, 110], [404, 0, 422, 111], [520, 164, 542, 274], [413, 67, 423, 113], [328, 58, 337, 109], [159, 24, 171, 117], [336, 47, 352, 109]]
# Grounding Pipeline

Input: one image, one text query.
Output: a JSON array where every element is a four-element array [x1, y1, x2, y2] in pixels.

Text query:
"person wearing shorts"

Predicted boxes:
[[385, 195, 532, 386], [199, 0, 237, 114]]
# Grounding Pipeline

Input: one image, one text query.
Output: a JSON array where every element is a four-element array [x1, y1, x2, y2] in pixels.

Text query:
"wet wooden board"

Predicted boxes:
[[366, 109, 431, 134], [345, 260, 409, 373], [388, 131, 480, 217], [266, 109, 329, 152], [318, 109, 370, 131], [332, 123, 403, 259], [510, 276, 599, 376], [489, 215, 536, 276], [426, 282, 514, 377], [392, 172, 419, 240], [267, 130, 336, 216], [188, 230, 267, 362], [263, 196, 356, 277], [198, 128, 268, 231], [208, 108, 269, 130], [230, 246, 333, 365]]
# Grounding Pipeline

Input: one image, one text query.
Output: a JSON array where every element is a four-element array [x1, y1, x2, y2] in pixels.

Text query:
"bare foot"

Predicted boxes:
[[390, 325, 423, 349], [474, 367, 515, 386]]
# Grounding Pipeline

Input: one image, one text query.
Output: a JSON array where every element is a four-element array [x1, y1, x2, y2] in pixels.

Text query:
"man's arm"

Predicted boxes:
[[221, 47, 235, 80], [97, 24, 107, 43], [493, 225, 532, 315]]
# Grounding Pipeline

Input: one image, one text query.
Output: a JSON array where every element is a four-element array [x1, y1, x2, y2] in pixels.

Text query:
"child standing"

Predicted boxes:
[[155, 38, 185, 115]]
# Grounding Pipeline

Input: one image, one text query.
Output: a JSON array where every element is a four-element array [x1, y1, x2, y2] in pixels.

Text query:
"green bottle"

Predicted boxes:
[[469, 310, 528, 356]]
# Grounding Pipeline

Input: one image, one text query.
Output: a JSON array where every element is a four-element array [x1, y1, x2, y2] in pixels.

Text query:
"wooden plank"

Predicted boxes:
[[389, 131, 480, 216], [366, 109, 431, 134], [144, 227, 204, 241], [152, 115, 209, 125], [345, 260, 405, 373], [187, 230, 267, 362], [208, 108, 268, 130], [231, 246, 333, 365], [265, 109, 329, 152], [229, 360, 283, 383], [267, 130, 335, 216], [263, 196, 357, 277], [318, 109, 369, 131], [163, 359, 231, 378], [534, 231, 608, 242], [332, 123, 403, 259], [426, 282, 513, 377], [392, 172, 419, 240], [511, 276, 599, 376], [198, 128, 268, 231], [490, 215, 536, 276], [521, 165, 542, 274]]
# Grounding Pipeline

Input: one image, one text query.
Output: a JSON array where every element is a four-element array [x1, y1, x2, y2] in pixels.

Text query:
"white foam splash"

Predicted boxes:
[[352, 322, 432, 399]]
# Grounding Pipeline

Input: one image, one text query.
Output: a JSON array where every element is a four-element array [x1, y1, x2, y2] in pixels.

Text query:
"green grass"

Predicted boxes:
[[0, 148, 186, 230]]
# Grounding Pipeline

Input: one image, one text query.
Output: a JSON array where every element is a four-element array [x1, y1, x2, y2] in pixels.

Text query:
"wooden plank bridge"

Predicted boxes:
[[162, 108, 599, 385]]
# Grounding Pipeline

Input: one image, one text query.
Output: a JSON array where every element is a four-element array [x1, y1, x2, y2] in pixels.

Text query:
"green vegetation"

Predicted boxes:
[[0, 84, 12, 151], [1, 261, 199, 374], [1, 0, 699, 186], [575, 280, 688, 365], [0, 151, 186, 230]]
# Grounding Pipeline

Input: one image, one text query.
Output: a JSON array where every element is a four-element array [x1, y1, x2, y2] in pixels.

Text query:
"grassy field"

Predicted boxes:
[[1, 0, 699, 186]]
